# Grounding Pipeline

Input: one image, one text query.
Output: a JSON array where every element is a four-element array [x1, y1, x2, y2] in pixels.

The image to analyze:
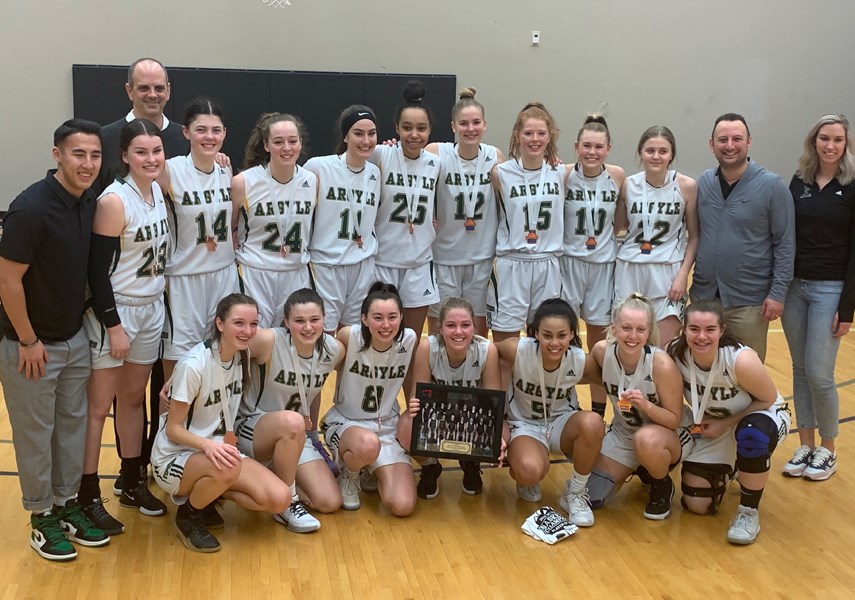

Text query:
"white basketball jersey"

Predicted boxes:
[[432, 143, 499, 265], [332, 326, 417, 420], [563, 164, 619, 262], [100, 178, 169, 297], [428, 334, 490, 388], [495, 159, 565, 258], [235, 164, 316, 270], [242, 329, 340, 418], [618, 170, 686, 264], [373, 144, 440, 268], [601, 343, 662, 431], [305, 154, 380, 266], [675, 345, 787, 418], [152, 341, 244, 459], [507, 338, 584, 422], [165, 155, 235, 275]]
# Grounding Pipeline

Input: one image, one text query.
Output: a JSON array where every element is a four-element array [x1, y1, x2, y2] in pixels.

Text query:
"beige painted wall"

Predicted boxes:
[[1, 0, 852, 207]]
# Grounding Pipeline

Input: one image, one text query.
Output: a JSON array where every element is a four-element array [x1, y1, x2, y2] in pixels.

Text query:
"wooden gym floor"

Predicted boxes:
[[0, 325, 852, 599]]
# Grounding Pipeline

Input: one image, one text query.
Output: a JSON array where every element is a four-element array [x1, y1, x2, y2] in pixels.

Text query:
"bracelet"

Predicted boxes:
[[19, 337, 39, 348]]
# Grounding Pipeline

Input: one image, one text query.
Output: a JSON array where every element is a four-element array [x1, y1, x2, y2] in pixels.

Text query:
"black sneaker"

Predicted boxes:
[[112, 473, 123, 496], [57, 499, 110, 546], [460, 461, 483, 495], [417, 462, 442, 499], [634, 465, 654, 492], [643, 476, 675, 520], [120, 481, 168, 516], [203, 502, 224, 530], [81, 497, 125, 535], [176, 506, 220, 553], [30, 509, 77, 561]]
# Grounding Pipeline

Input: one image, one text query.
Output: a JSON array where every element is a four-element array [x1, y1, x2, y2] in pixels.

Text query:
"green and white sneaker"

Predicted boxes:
[[57, 499, 110, 547], [31, 509, 76, 561]]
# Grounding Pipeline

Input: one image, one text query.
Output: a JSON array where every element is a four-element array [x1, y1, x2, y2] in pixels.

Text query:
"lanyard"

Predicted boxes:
[[285, 330, 319, 417], [456, 144, 488, 226], [523, 160, 549, 242], [616, 345, 646, 398], [581, 166, 605, 247], [209, 343, 237, 437], [687, 349, 721, 425], [397, 144, 421, 233], [441, 340, 478, 387], [536, 346, 568, 439], [639, 170, 674, 251], [365, 340, 395, 424], [340, 154, 370, 247], [125, 176, 161, 264], [187, 155, 222, 249], [265, 164, 298, 256]]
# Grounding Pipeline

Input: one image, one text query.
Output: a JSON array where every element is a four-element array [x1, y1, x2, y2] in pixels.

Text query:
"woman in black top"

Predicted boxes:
[[781, 113, 855, 482]]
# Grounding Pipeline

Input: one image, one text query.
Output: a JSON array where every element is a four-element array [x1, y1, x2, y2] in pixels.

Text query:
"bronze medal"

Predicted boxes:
[[526, 230, 538, 244], [585, 236, 597, 250], [223, 431, 238, 446], [640, 241, 653, 255], [464, 217, 476, 231], [205, 236, 217, 252]]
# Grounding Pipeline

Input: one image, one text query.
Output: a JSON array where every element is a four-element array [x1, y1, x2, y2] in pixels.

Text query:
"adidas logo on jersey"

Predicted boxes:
[[427, 160, 435, 166], [644, 375, 653, 382], [370, 174, 377, 181], [302, 181, 311, 188], [472, 360, 480, 367], [423, 289, 432, 296], [322, 355, 332, 363], [397, 346, 408, 354], [567, 369, 576, 376]]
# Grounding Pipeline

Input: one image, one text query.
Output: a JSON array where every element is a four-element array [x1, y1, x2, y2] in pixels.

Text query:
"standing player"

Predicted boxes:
[[426, 88, 504, 336], [151, 294, 291, 553], [305, 105, 381, 332], [397, 298, 502, 498], [668, 301, 791, 545], [489, 103, 568, 344], [616, 126, 698, 346], [586, 294, 688, 519], [237, 289, 345, 533], [233, 113, 317, 328], [496, 299, 605, 527], [561, 115, 626, 417], [80, 120, 170, 534], [372, 81, 441, 395], [158, 98, 240, 379], [322, 283, 418, 516]]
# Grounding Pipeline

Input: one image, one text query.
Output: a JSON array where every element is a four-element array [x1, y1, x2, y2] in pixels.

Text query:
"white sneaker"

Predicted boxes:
[[273, 501, 320, 533], [803, 446, 837, 481], [782, 445, 813, 477], [727, 505, 760, 545], [559, 483, 594, 527], [516, 483, 542, 503], [338, 469, 361, 510], [360, 468, 378, 493]]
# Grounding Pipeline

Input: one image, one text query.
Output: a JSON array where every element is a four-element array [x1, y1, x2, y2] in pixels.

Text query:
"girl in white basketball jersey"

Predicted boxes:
[[489, 104, 570, 344], [151, 294, 291, 553], [667, 301, 791, 545], [372, 82, 440, 362], [397, 298, 501, 498], [80, 120, 169, 533], [237, 288, 345, 533], [232, 113, 317, 328], [157, 98, 241, 378], [495, 299, 605, 528], [305, 105, 381, 332], [561, 115, 626, 419], [586, 294, 687, 520], [425, 88, 505, 337], [616, 126, 698, 346], [322, 283, 418, 516]]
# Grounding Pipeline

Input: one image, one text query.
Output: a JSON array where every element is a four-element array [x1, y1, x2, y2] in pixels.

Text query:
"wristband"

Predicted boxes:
[[19, 337, 39, 348]]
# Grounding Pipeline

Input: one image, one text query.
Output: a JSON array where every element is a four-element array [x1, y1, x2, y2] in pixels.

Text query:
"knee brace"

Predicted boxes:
[[680, 462, 732, 515], [735, 413, 779, 473], [586, 468, 616, 509]]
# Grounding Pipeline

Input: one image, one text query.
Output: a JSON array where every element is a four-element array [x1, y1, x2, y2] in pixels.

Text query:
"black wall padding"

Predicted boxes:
[[73, 65, 456, 170]]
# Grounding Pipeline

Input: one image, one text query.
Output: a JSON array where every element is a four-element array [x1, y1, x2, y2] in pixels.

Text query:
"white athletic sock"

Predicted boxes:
[[569, 471, 590, 494]]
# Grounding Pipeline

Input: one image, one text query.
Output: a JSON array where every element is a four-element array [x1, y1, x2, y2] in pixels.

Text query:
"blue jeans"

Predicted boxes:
[[781, 279, 844, 440]]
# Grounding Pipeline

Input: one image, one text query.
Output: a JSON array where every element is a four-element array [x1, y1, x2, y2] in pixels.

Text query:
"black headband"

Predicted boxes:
[[340, 109, 376, 138]]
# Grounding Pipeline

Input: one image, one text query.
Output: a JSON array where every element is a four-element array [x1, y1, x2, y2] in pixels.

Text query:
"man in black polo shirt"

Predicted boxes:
[[0, 119, 111, 561]]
